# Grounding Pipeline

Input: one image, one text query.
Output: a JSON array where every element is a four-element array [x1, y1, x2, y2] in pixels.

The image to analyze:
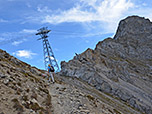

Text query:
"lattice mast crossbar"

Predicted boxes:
[[36, 27, 59, 72]]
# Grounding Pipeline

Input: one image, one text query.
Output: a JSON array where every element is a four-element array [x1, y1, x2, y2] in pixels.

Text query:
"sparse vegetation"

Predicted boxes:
[[30, 102, 41, 111], [17, 82, 22, 87], [101, 59, 107, 67], [38, 87, 49, 94], [45, 94, 52, 106], [31, 92, 37, 100], [26, 88, 30, 93], [113, 109, 121, 114], [110, 56, 124, 61], [86, 94, 95, 101], [12, 98, 24, 113], [22, 95, 28, 101]]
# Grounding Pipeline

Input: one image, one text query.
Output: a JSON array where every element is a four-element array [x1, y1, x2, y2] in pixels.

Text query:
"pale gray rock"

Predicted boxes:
[[0, 73, 6, 78], [60, 15, 152, 114], [3, 79, 9, 85]]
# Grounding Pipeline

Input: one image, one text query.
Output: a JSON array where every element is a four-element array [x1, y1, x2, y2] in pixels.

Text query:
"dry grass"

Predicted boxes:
[[38, 87, 49, 94], [86, 94, 95, 101], [12, 98, 24, 113]]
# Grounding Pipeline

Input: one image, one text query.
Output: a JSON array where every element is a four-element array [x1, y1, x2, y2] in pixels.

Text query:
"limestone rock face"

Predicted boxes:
[[114, 16, 152, 60], [60, 16, 152, 114]]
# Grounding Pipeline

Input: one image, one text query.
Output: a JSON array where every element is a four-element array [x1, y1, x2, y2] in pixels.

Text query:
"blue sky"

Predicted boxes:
[[0, 0, 152, 70]]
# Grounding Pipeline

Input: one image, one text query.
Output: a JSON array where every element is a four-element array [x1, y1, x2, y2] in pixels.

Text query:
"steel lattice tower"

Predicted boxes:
[[36, 27, 59, 72]]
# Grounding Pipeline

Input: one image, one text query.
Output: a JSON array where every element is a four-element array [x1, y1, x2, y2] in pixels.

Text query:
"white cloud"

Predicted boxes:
[[23, 0, 152, 34], [42, 5, 94, 24], [82, 32, 104, 37], [13, 50, 36, 59], [42, 0, 134, 23], [142, 3, 147, 6], [41, 0, 134, 33], [21, 29, 37, 34], [12, 41, 23, 46], [124, 6, 152, 21], [46, 56, 55, 60], [49, 56, 54, 60], [37, 6, 52, 13], [12, 39, 27, 46]]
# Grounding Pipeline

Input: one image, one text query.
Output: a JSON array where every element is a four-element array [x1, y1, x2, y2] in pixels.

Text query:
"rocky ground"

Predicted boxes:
[[0, 49, 53, 114], [0, 48, 142, 114], [50, 74, 141, 114]]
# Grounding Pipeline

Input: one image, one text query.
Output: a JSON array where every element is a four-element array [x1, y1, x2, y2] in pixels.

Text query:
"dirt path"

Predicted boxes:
[[48, 75, 142, 114]]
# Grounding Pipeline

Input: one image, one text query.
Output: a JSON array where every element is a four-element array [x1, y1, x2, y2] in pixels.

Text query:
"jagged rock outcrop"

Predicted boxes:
[[1, 49, 140, 114], [60, 16, 152, 114]]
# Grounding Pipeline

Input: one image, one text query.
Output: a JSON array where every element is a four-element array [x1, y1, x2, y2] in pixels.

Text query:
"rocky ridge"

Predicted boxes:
[[0, 49, 53, 114], [0, 44, 142, 114], [60, 16, 152, 114], [0, 48, 141, 114]]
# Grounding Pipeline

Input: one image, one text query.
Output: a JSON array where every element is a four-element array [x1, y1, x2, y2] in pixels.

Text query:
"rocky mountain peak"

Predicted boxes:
[[95, 16, 152, 60], [60, 16, 152, 114], [114, 15, 152, 40]]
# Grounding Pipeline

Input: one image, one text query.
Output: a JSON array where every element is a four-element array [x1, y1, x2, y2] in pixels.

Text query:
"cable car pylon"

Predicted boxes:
[[36, 27, 60, 72]]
